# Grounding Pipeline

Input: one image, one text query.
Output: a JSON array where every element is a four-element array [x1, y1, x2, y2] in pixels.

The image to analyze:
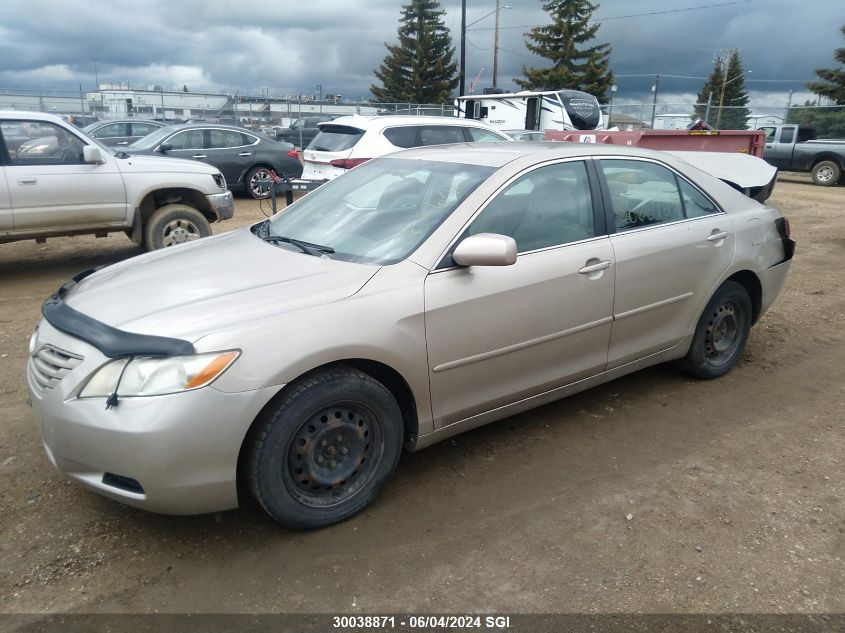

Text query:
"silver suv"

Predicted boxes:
[[1, 111, 234, 250]]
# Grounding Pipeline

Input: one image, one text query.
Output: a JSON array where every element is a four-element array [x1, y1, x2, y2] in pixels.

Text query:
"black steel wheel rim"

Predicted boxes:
[[284, 402, 384, 508], [250, 168, 272, 198], [704, 300, 743, 366]]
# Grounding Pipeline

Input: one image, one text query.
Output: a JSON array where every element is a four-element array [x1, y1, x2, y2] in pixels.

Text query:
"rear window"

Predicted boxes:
[[307, 125, 364, 151]]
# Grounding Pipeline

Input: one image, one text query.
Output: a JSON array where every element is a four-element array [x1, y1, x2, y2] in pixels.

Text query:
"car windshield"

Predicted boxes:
[[129, 126, 177, 149], [263, 157, 494, 265]]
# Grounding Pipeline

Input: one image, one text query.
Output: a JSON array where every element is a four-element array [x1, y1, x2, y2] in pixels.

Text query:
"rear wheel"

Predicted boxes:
[[676, 281, 752, 379], [246, 166, 274, 200], [811, 160, 841, 186], [142, 204, 211, 251], [247, 366, 403, 530]]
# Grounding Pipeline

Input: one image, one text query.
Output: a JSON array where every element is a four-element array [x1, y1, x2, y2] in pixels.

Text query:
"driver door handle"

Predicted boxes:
[[17, 178, 37, 185], [192, 154, 207, 159], [237, 152, 253, 157], [707, 231, 729, 242], [116, 141, 129, 145], [578, 260, 612, 274]]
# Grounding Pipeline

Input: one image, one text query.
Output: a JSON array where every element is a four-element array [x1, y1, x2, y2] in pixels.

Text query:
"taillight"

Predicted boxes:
[[329, 158, 371, 170], [287, 149, 299, 158]]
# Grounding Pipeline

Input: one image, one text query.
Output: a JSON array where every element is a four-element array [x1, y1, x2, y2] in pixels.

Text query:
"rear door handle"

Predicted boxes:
[[116, 141, 129, 145], [578, 260, 612, 274], [17, 178, 37, 185], [192, 154, 207, 159], [707, 231, 729, 242], [237, 152, 253, 157]]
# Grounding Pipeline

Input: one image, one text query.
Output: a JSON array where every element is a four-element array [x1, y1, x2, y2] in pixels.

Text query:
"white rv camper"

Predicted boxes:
[[455, 89, 604, 133]]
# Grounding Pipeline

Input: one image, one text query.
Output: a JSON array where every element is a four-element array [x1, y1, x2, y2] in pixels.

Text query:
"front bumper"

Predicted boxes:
[[27, 320, 280, 515], [207, 190, 235, 221]]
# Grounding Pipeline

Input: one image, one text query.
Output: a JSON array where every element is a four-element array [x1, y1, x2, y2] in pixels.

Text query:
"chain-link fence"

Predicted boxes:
[[0, 88, 456, 129], [603, 101, 844, 137], [2, 88, 840, 137]]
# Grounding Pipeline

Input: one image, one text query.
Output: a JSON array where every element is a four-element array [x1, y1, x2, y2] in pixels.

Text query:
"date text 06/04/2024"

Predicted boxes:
[[332, 615, 512, 629]]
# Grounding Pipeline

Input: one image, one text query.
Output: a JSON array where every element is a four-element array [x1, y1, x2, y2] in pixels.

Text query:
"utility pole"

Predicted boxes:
[[492, 0, 501, 88], [650, 74, 660, 128], [79, 83, 85, 116], [704, 91, 713, 125], [785, 89, 794, 123], [607, 84, 617, 127], [459, 0, 466, 96], [715, 49, 734, 129], [91, 57, 99, 90]]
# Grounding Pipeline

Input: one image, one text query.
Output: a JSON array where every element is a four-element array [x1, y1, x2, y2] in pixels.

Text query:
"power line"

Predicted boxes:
[[470, 0, 755, 30]]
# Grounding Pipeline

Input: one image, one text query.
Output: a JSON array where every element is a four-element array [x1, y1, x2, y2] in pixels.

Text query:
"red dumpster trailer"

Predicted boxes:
[[544, 129, 774, 201], [544, 129, 766, 157]]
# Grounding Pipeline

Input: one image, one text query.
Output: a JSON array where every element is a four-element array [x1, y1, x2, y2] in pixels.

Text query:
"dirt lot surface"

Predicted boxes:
[[0, 181, 843, 615]]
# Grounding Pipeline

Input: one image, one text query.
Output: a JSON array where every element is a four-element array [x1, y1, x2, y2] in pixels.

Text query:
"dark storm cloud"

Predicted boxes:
[[0, 0, 841, 104]]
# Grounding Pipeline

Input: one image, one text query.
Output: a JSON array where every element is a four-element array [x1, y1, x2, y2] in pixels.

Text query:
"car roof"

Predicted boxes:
[[0, 110, 67, 123], [158, 123, 262, 134], [384, 141, 702, 169], [89, 119, 162, 125], [320, 115, 501, 131]]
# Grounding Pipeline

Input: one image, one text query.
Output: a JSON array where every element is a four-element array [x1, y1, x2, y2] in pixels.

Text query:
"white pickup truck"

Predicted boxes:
[[0, 111, 234, 250]]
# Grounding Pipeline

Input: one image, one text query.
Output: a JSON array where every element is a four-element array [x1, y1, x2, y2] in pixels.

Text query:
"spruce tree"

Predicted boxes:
[[693, 51, 750, 129], [370, 0, 458, 104], [515, 0, 613, 100], [807, 24, 845, 104]]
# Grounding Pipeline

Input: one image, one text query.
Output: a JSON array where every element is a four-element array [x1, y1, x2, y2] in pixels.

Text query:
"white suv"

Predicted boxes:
[[293, 115, 511, 191]]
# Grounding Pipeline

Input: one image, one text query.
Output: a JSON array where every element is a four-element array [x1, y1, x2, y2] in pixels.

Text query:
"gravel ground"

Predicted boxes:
[[0, 180, 843, 614]]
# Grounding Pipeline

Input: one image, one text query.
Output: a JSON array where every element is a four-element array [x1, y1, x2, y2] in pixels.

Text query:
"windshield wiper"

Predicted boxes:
[[264, 236, 335, 256], [253, 220, 334, 256]]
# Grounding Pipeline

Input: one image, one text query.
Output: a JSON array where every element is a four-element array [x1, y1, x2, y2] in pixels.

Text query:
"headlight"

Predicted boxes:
[[79, 351, 239, 398], [213, 173, 226, 189]]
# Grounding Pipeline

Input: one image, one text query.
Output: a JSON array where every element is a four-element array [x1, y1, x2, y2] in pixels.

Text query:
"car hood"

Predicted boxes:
[[116, 151, 219, 174], [117, 149, 219, 174], [64, 228, 379, 341]]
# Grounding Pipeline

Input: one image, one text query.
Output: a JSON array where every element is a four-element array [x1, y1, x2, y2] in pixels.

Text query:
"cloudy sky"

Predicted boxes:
[[0, 0, 841, 110]]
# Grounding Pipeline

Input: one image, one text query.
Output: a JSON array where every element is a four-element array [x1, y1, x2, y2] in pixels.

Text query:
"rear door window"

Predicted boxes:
[[600, 160, 685, 231], [308, 125, 365, 151], [208, 129, 246, 149], [384, 126, 419, 148], [779, 127, 795, 144]]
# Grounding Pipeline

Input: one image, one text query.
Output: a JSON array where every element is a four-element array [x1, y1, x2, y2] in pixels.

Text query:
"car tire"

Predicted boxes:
[[246, 166, 274, 200], [675, 281, 752, 380], [247, 366, 403, 530], [811, 160, 841, 187], [142, 204, 211, 251]]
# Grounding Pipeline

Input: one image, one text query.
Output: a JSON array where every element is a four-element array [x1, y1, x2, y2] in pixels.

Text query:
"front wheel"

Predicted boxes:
[[811, 160, 841, 187], [247, 366, 403, 529], [675, 281, 752, 380], [142, 204, 211, 251]]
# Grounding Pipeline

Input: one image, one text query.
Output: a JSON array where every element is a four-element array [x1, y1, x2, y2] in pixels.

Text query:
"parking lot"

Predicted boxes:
[[0, 178, 843, 613]]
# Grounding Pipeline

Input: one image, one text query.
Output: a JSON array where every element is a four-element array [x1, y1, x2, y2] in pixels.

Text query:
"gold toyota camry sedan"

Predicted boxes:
[[27, 142, 794, 529]]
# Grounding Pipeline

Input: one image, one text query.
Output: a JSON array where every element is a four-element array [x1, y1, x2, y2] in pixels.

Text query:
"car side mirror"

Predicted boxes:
[[158, 143, 172, 153], [82, 145, 105, 165], [452, 233, 517, 267]]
